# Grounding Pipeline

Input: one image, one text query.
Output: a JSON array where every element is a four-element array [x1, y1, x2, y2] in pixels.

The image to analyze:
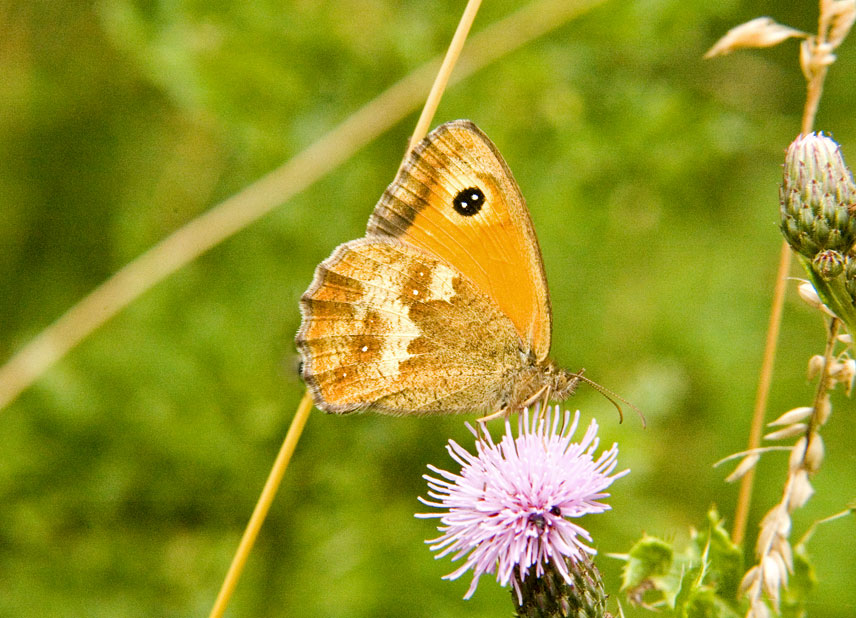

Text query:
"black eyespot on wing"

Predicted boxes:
[[452, 187, 485, 217]]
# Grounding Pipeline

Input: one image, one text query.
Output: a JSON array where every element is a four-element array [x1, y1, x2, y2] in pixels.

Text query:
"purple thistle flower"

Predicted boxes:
[[417, 407, 628, 602]]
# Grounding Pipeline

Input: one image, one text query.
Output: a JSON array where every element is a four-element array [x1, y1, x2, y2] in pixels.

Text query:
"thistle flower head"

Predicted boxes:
[[417, 407, 627, 602], [780, 133, 856, 258]]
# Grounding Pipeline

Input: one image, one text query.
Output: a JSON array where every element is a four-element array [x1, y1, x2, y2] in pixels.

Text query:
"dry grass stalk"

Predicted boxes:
[[735, 315, 854, 617], [705, 17, 805, 58], [801, 0, 855, 134]]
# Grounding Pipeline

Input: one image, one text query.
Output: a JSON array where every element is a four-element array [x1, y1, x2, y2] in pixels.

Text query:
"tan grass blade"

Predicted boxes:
[[207, 391, 313, 618], [732, 241, 791, 545], [409, 0, 482, 148]]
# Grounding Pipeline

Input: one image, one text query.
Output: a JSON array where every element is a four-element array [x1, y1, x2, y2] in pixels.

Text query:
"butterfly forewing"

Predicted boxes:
[[367, 120, 553, 361], [297, 239, 527, 415]]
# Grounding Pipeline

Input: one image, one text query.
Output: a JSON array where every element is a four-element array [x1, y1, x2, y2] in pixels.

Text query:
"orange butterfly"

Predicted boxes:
[[296, 120, 582, 417]]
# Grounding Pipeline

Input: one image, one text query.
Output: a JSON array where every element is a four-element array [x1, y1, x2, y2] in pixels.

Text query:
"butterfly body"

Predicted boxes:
[[296, 120, 580, 416]]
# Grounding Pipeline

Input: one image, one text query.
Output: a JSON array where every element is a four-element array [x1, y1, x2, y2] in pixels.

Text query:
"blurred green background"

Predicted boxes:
[[2, 0, 855, 616]]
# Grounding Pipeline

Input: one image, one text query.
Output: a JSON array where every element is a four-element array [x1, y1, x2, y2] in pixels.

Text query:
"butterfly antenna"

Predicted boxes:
[[575, 374, 646, 428]]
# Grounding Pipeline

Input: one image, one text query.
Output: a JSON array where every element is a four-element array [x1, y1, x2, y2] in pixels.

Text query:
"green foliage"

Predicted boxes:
[[621, 535, 675, 594], [618, 509, 743, 617], [781, 546, 817, 618], [692, 509, 744, 602]]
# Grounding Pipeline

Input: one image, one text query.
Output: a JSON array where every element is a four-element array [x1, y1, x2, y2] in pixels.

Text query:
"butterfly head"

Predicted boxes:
[[544, 361, 582, 402]]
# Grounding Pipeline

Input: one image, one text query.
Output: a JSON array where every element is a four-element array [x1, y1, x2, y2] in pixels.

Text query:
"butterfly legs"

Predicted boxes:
[[476, 406, 509, 424], [475, 383, 552, 425], [520, 384, 552, 418]]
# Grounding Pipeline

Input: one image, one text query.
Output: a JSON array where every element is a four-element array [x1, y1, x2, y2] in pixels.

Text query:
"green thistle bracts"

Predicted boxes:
[[780, 133, 856, 258], [846, 256, 856, 300], [780, 133, 856, 333], [513, 557, 610, 618], [812, 249, 845, 280]]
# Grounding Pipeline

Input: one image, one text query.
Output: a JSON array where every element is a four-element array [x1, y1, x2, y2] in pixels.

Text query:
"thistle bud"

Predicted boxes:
[[780, 133, 856, 258], [812, 249, 845, 279]]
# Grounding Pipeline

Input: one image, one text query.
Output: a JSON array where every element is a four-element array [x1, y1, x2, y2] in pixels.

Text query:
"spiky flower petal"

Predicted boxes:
[[417, 408, 627, 604]]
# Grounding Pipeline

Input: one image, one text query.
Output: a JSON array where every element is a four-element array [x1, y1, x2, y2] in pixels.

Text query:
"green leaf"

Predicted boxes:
[[621, 510, 746, 616], [781, 546, 818, 618], [691, 508, 744, 602], [674, 564, 706, 613], [621, 535, 674, 591], [684, 587, 742, 618]]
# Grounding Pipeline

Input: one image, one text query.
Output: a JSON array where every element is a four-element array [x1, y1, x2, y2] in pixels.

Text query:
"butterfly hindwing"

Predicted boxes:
[[367, 120, 553, 361], [296, 238, 526, 415]]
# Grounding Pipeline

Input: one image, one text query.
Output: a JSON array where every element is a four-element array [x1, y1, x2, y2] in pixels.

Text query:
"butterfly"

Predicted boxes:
[[296, 120, 582, 417]]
